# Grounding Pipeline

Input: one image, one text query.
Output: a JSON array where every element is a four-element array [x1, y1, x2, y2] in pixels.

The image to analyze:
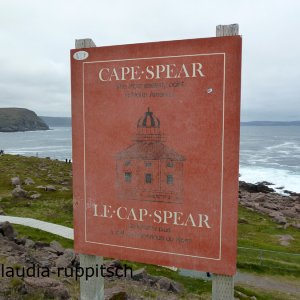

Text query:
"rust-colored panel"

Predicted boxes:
[[71, 36, 242, 275]]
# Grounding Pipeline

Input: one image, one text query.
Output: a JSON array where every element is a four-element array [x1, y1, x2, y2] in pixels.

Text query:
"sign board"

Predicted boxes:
[[71, 36, 242, 275]]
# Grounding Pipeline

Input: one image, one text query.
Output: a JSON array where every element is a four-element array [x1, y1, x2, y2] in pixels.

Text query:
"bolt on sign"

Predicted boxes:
[[71, 36, 242, 275]]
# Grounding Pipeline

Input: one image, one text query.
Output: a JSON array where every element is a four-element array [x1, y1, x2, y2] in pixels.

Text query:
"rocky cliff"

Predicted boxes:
[[0, 108, 49, 132]]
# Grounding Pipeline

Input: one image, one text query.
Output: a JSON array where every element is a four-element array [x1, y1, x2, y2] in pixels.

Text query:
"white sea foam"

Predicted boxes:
[[239, 166, 300, 193], [266, 142, 300, 151]]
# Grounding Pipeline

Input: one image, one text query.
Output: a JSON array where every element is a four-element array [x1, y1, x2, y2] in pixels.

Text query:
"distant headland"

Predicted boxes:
[[0, 108, 49, 132], [241, 121, 300, 126]]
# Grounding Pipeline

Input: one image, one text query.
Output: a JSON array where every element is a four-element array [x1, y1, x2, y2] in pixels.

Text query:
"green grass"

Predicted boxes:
[[1, 154, 300, 299], [124, 260, 212, 296], [0, 154, 73, 227], [238, 206, 300, 253], [14, 224, 73, 249], [235, 285, 300, 300], [237, 206, 300, 276]]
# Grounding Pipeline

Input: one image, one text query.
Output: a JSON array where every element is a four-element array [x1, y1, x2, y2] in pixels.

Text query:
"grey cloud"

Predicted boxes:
[[0, 0, 299, 120]]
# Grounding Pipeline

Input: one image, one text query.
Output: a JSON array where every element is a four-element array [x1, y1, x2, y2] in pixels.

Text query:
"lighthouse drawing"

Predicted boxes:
[[115, 108, 185, 203]]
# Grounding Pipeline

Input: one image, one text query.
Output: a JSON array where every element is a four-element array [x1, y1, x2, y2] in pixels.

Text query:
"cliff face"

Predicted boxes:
[[0, 108, 49, 132]]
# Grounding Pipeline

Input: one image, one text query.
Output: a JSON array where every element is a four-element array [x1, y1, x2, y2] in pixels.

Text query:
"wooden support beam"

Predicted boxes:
[[212, 23, 239, 300], [75, 37, 104, 300], [75, 38, 96, 49], [216, 24, 239, 37], [79, 254, 104, 300]]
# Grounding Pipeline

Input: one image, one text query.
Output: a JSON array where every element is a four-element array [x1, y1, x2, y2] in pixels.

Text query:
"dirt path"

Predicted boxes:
[[180, 269, 300, 296], [235, 272, 300, 296]]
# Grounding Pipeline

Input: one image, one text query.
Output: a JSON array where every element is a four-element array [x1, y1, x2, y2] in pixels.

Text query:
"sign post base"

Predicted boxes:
[[212, 23, 239, 300], [79, 254, 104, 300], [212, 274, 234, 300]]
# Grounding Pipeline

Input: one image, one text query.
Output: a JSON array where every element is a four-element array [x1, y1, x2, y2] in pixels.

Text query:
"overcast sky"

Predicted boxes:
[[0, 0, 299, 121]]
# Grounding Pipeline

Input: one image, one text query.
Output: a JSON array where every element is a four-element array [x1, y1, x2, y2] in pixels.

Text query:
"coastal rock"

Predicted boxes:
[[36, 185, 46, 189], [169, 281, 183, 293], [281, 209, 298, 218], [283, 190, 300, 197], [156, 277, 171, 290], [55, 249, 75, 268], [239, 181, 259, 193], [105, 287, 129, 300], [239, 181, 274, 193], [292, 223, 300, 229], [107, 259, 123, 269], [24, 277, 70, 300], [276, 234, 294, 246], [0, 221, 16, 239], [238, 183, 300, 227], [25, 239, 35, 248], [60, 187, 70, 191], [249, 193, 266, 202], [50, 240, 65, 254], [274, 215, 287, 225], [261, 202, 279, 210], [156, 277, 183, 293], [238, 218, 249, 224], [256, 181, 274, 186], [46, 185, 57, 191], [256, 183, 275, 193], [30, 193, 41, 200], [24, 177, 35, 185], [11, 176, 21, 186], [12, 185, 28, 198], [35, 241, 50, 248], [132, 268, 148, 281], [269, 211, 283, 218]]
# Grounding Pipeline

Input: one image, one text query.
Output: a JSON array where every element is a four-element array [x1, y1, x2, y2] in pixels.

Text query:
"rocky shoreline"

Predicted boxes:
[[0, 164, 299, 299], [239, 181, 300, 229], [7, 175, 300, 230], [0, 222, 185, 300]]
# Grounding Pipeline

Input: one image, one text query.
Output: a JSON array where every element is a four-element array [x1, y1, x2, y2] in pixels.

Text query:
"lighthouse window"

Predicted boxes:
[[145, 162, 152, 167], [124, 160, 131, 166], [124, 172, 132, 183], [167, 162, 174, 168], [167, 175, 173, 185], [145, 173, 152, 184]]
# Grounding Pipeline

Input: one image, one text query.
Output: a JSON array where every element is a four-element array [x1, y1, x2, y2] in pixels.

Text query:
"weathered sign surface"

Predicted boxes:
[[71, 36, 242, 275]]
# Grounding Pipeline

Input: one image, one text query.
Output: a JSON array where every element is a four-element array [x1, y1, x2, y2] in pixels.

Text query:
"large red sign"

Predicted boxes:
[[71, 36, 242, 275]]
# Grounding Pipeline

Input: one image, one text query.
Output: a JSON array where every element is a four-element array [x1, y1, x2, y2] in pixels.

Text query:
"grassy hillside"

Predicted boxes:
[[0, 107, 49, 132], [0, 154, 299, 299]]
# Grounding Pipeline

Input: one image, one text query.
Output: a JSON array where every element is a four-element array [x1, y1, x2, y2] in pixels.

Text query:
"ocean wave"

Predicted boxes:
[[265, 142, 300, 151], [239, 165, 300, 193]]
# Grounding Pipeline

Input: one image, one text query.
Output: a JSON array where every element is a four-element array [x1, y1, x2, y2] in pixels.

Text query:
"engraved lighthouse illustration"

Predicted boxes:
[[116, 108, 185, 203]]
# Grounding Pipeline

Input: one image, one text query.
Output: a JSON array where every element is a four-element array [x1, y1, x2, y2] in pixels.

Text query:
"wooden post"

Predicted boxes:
[[212, 274, 235, 300], [75, 38, 104, 300], [216, 24, 239, 37], [75, 38, 96, 48], [212, 24, 239, 300], [79, 254, 104, 300]]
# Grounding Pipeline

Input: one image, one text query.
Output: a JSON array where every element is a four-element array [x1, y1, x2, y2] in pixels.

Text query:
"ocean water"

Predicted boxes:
[[0, 126, 299, 192], [240, 126, 300, 193], [0, 127, 72, 161]]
